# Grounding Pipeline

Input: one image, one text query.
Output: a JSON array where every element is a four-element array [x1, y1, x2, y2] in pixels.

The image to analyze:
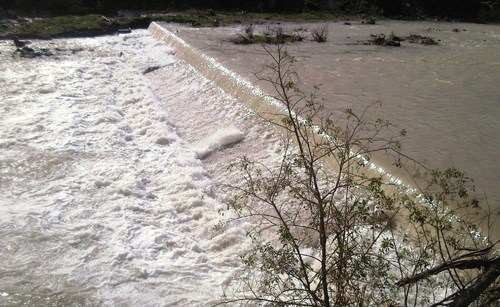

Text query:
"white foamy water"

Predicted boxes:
[[0, 31, 283, 305]]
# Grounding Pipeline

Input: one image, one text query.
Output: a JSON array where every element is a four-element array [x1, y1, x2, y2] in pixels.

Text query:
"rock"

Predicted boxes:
[[118, 28, 132, 34], [143, 66, 161, 75], [155, 137, 172, 146], [20, 51, 41, 58], [15, 46, 53, 58], [13, 37, 30, 48], [21, 46, 35, 53], [17, 46, 38, 58]]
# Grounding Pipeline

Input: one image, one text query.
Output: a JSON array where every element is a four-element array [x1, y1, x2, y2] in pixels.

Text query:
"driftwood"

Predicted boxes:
[[450, 258, 500, 307], [368, 32, 438, 47], [397, 245, 496, 286], [397, 244, 500, 306]]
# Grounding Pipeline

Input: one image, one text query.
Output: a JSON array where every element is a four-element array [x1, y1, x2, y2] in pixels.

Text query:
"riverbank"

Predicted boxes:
[[1, 9, 498, 40], [0, 10, 345, 39]]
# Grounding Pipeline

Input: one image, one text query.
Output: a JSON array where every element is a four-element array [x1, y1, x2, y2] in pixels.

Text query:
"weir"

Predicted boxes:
[[148, 21, 497, 241], [148, 22, 411, 194], [148, 22, 283, 120]]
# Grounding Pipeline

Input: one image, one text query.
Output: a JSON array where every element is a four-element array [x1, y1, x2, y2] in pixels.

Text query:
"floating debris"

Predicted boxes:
[[355, 32, 439, 47], [406, 34, 439, 45], [370, 33, 401, 47]]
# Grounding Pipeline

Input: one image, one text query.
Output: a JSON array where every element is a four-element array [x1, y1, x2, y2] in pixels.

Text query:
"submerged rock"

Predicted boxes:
[[14, 45, 54, 58], [17, 46, 41, 58], [13, 37, 30, 48]]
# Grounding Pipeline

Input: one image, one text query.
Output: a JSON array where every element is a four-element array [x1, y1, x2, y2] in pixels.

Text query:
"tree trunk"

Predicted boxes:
[[450, 257, 500, 307]]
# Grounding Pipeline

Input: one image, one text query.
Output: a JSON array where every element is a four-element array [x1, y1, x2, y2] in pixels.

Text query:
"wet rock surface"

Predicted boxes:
[[15, 46, 53, 58], [9, 38, 91, 59]]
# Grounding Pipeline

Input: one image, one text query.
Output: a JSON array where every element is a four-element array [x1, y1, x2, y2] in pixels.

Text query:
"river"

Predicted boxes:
[[1, 19, 499, 305]]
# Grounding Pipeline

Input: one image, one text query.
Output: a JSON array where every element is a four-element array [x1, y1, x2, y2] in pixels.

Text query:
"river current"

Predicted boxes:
[[0, 19, 499, 305]]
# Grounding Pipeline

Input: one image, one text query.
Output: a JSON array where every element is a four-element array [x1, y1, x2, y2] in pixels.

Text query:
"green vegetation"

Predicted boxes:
[[231, 24, 329, 45], [14, 14, 103, 37], [1, 0, 498, 38], [0, 10, 350, 39]]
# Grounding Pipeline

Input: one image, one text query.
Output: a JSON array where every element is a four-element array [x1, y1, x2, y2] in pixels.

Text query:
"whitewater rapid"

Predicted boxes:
[[0, 30, 283, 305]]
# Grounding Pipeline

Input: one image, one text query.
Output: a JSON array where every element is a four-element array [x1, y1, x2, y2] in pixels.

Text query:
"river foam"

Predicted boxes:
[[0, 30, 283, 305]]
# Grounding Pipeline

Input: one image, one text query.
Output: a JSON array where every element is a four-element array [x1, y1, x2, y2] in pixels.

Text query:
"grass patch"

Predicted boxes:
[[236, 11, 349, 21], [152, 10, 348, 28], [16, 14, 103, 37]]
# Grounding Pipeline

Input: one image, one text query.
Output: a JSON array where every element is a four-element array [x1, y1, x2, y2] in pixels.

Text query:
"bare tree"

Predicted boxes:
[[219, 43, 498, 306]]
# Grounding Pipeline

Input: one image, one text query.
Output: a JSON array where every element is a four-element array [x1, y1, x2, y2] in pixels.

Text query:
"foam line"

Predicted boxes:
[[194, 127, 245, 159]]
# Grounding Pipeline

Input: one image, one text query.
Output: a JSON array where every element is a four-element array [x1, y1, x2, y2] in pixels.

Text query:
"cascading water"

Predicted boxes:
[[0, 30, 283, 305]]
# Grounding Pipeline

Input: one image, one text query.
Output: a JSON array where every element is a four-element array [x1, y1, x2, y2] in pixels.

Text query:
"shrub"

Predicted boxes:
[[220, 44, 498, 306], [232, 25, 304, 45], [310, 24, 328, 42]]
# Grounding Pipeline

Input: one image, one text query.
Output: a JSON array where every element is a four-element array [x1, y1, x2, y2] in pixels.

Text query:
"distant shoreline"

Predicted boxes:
[[1, 9, 498, 40]]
